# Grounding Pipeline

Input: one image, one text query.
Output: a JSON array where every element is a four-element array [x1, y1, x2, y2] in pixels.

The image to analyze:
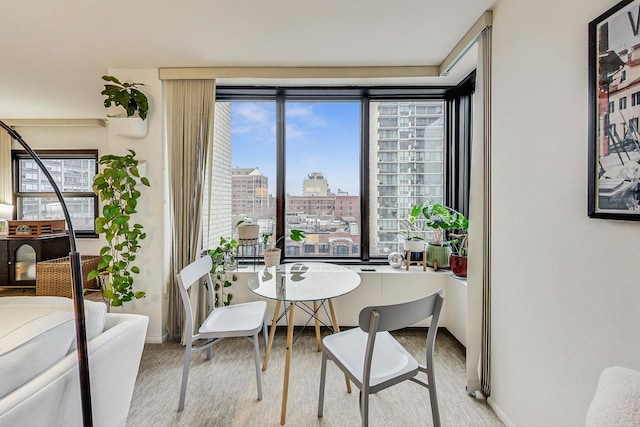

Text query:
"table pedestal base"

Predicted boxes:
[[262, 298, 351, 425]]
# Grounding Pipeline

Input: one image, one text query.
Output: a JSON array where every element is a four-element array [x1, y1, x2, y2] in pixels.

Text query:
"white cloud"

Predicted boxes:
[[232, 102, 275, 141]]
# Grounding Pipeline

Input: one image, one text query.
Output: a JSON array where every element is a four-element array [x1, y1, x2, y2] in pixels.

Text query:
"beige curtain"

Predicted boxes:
[[467, 27, 492, 396], [0, 130, 12, 204], [166, 79, 216, 342]]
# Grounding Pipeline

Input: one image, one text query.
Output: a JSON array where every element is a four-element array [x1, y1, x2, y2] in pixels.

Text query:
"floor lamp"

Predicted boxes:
[[0, 120, 93, 427]]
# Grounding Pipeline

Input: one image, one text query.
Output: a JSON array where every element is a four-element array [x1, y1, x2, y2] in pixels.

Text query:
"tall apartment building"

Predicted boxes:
[[18, 158, 94, 227], [231, 167, 270, 218], [303, 172, 329, 196], [369, 101, 445, 254]]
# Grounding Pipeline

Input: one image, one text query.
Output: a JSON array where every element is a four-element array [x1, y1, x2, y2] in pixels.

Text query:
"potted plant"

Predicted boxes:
[[261, 229, 306, 267], [421, 201, 467, 271], [208, 236, 239, 306], [449, 232, 469, 278], [235, 218, 260, 241], [101, 75, 149, 138], [399, 203, 426, 253], [88, 149, 150, 306]]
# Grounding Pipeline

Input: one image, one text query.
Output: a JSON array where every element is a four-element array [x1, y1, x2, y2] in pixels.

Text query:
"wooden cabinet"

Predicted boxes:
[[0, 235, 70, 288]]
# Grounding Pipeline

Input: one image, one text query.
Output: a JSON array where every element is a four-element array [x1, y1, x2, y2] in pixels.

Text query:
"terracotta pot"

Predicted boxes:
[[450, 254, 468, 277]]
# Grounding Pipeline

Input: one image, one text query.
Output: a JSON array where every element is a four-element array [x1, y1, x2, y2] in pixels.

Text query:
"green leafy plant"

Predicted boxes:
[[208, 236, 239, 306], [262, 229, 306, 252], [421, 200, 468, 246], [235, 218, 249, 227], [101, 75, 149, 120], [88, 149, 150, 306], [399, 203, 426, 241], [449, 233, 469, 256]]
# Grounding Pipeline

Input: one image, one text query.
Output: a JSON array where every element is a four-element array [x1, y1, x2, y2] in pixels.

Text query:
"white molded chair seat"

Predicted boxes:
[[199, 301, 267, 338], [322, 328, 419, 390], [176, 255, 268, 412], [318, 290, 444, 427]]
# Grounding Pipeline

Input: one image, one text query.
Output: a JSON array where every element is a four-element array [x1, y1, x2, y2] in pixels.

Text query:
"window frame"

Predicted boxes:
[[217, 78, 474, 264], [12, 149, 99, 237]]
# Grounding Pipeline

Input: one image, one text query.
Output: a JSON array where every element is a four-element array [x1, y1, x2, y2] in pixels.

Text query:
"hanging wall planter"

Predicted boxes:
[[108, 117, 148, 138], [101, 75, 149, 138]]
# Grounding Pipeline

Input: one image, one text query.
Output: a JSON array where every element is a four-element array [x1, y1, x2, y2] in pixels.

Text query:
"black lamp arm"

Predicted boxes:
[[0, 119, 93, 427]]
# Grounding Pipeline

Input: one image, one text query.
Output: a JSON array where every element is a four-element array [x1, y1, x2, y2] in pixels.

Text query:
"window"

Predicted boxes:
[[609, 101, 615, 113], [215, 82, 472, 263], [620, 97, 628, 110], [13, 150, 98, 236], [632, 92, 640, 106]]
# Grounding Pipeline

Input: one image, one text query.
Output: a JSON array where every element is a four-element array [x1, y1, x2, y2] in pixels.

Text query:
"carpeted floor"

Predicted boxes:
[[126, 327, 503, 427]]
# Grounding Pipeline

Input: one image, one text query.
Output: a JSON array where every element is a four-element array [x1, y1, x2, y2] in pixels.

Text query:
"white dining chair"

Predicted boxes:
[[318, 290, 444, 427], [176, 255, 268, 412]]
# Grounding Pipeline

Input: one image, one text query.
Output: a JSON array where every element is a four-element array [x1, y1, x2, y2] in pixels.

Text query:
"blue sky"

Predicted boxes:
[[231, 101, 361, 196]]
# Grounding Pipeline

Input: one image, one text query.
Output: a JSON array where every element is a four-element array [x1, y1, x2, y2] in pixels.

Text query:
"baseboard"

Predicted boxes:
[[487, 396, 515, 427], [144, 333, 166, 344]]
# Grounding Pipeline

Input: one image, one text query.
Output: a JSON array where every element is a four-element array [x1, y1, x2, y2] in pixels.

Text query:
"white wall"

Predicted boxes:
[[490, 0, 640, 425], [103, 69, 166, 344], [12, 70, 167, 344]]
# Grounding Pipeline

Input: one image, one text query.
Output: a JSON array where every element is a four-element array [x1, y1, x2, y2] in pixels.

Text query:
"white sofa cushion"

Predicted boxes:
[[586, 366, 640, 427], [0, 297, 107, 349], [0, 307, 75, 399]]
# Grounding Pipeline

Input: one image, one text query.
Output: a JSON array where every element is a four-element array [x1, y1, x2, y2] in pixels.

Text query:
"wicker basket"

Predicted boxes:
[[36, 255, 101, 298]]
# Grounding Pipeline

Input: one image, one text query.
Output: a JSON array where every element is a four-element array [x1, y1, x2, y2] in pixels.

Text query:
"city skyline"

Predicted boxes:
[[230, 101, 361, 196]]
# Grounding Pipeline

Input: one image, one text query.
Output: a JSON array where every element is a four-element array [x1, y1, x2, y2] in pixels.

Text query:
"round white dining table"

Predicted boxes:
[[248, 262, 361, 425]]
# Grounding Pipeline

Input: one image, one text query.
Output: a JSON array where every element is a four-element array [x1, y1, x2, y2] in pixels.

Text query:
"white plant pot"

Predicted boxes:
[[237, 224, 259, 240], [109, 117, 148, 138], [264, 249, 281, 267], [403, 239, 425, 253]]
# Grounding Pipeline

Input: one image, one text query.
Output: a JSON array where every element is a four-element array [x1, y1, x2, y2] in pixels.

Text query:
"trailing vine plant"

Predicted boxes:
[[208, 236, 238, 306], [88, 149, 150, 306]]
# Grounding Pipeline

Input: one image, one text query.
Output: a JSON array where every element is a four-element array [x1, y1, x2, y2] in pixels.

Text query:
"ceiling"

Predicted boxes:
[[0, 0, 494, 119]]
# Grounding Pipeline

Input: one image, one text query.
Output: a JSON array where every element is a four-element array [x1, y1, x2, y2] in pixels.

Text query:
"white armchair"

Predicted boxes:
[[586, 366, 640, 427], [0, 297, 148, 427]]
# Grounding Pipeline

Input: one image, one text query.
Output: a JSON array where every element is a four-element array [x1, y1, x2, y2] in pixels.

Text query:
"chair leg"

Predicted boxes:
[[427, 365, 441, 427], [319, 352, 331, 418], [178, 348, 192, 412], [253, 333, 263, 401], [206, 345, 213, 360], [359, 390, 369, 427], [262, 319, 268, 351]]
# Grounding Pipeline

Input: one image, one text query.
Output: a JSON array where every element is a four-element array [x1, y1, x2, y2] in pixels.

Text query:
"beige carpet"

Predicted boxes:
[[127, 327, 503, 427]]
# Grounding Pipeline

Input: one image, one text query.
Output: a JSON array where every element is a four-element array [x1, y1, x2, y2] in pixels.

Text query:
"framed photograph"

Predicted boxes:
[[589, 0, 640, 220]]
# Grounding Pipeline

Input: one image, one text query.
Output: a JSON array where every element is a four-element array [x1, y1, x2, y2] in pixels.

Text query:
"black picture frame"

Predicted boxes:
[[589, 0, 640, 220]]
